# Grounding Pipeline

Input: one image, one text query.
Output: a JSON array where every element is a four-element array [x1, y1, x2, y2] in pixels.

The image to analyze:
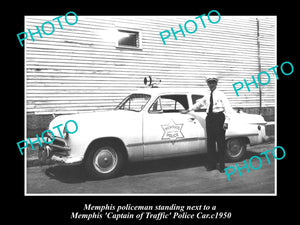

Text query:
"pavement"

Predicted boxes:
[[26, 141, 276, 194]]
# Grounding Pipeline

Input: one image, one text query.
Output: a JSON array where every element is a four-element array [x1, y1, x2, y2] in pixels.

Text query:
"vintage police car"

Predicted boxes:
[[39, 81, 267, 179]]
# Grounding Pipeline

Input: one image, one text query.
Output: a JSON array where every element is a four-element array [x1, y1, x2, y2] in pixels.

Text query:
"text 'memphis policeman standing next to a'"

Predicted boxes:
[[182, 75, 235, 173]]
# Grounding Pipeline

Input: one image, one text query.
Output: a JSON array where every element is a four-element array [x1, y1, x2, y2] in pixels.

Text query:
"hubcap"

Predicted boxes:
[[93, 148, 118, 173], [227, 139, 242, 157]]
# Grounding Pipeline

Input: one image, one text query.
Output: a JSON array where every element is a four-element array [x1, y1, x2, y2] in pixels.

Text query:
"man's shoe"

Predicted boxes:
[[216, 163, 225, 172]]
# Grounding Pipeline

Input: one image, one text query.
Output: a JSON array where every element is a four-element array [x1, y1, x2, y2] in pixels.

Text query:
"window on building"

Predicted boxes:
[[116, 29, 142, 49]]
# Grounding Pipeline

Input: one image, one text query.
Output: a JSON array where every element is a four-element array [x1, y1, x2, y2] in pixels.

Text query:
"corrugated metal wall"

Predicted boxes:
[[25, 15, 276, 115]]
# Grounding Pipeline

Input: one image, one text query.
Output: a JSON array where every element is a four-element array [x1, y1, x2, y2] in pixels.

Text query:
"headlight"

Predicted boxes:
[[63, 126, 69, 139], [44, 132, 54, 143]]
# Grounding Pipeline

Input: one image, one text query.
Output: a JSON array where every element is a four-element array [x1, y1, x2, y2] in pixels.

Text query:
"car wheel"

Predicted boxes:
[[84, 144, 125, 179], [225, 138, 247, 162]]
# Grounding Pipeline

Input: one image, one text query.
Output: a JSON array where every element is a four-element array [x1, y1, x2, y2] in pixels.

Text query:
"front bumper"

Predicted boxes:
[[38, 137, 82, 165]]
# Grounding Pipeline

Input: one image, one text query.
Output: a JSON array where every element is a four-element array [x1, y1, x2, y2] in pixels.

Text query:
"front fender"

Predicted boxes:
[[48, 110, 144, 162]]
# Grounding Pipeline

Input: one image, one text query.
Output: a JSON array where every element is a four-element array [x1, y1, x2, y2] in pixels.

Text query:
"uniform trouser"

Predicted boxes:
[[205, 112, 226, 169]]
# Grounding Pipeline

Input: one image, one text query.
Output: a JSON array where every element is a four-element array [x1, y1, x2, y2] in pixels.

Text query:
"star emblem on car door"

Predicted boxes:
[[161, 120, 184, 140]]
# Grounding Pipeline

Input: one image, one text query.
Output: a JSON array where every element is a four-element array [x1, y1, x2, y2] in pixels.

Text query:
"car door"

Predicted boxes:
[[143, 94, 206, 159]]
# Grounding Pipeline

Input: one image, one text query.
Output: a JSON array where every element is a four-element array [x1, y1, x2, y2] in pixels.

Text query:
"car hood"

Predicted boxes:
[[48, 110, 140, 136]]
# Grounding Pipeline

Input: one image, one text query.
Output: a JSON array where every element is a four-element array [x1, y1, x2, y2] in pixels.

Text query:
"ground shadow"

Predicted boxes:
[[45, 164, 87, 183], [124, 154, 207, 176], [45, 154, 208, 183]]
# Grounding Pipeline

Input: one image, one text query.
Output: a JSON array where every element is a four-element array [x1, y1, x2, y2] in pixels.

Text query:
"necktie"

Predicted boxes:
[[208, 91, 213, 113]]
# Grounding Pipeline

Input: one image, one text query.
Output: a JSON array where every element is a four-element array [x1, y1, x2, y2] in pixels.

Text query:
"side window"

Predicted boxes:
[[191, 94, 206, 112], [149, 95, 188, 113]]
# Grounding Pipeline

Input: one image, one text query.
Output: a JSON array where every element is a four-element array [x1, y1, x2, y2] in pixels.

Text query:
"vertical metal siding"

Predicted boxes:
[[25, 16, 275, 115]]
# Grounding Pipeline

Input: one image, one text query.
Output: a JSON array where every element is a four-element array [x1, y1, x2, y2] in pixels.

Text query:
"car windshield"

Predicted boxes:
[[115, 94, 151, 112]]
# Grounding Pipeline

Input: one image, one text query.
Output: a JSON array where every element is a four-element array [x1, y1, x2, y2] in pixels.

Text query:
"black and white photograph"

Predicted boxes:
[[14, 6, 297, 224], [23, 14, 276, 195]]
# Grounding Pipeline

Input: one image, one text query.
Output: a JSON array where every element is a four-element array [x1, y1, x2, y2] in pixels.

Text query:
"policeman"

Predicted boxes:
[[183, 75, 234, 172]]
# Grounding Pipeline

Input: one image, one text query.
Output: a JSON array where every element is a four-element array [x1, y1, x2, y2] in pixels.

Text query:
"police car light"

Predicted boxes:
[[144, 76, 161, 88]]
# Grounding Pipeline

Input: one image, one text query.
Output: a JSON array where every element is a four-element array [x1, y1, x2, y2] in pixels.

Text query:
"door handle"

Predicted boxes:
[[187, 117, 196, 122]]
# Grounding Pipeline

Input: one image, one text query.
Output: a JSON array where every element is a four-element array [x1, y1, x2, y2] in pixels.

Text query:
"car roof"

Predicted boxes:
[[131, 87, 207, 96]]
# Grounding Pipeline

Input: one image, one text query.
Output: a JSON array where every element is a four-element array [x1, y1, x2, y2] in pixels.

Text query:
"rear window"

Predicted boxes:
[[191, 94, 206, 112]]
